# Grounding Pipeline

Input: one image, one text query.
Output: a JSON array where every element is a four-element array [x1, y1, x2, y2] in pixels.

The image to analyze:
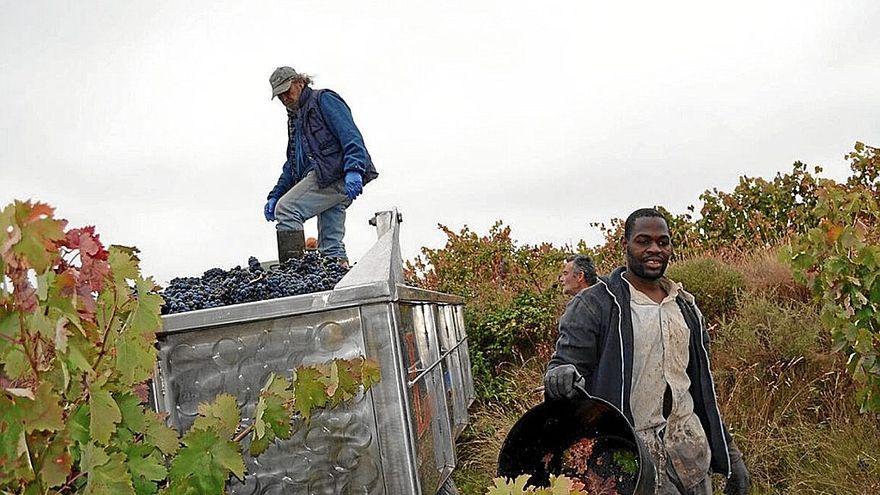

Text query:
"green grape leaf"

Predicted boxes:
[[293, 366, 329, 421], [85, 451, 136, 495], [117, 393, 146, 432], [211, 437, 246, 481], [248, 434, 271, 457], [66, 337, 96, 374], [96, 288, 119, 338], [108, 245, 141, 283], [25, 311, 54, 339], [115, 422, 136, 444], [263, 377, 295, 439], [171, 429, 244, 491], [262, 395, 293, 440], [116, 330, 158, 386], [486, 474, 529, 494], [143, 410, 180, 455], [67, 404, 91, 445], [89, 387, 122, 445], [7, 201, 66, 274], [125, 443, 166, 495], [547, 474, 588, 494], [132, 473, 160, 495], [0, 311, 21, 355], [45, 277, 83, 335], [38, 432, 73, 488], [331, 358, 362, 405], [22, 382, 64, 433], [191, 393, 240, 438], [263, 372, 294, 400], [2, 347, 30, 379], [167, 432, 213, 483], [80, 442, 109, 473], [249, 375, 294, 456], [485, 474, 586, 495], [613, 449, 639, 475], [360, 358, 382, 389], [0, 395, 32, 483], [128, 277, 163, 335]]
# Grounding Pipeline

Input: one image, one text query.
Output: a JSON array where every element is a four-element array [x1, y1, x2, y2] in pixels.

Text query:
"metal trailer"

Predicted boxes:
[[151, 210, 475, 494]]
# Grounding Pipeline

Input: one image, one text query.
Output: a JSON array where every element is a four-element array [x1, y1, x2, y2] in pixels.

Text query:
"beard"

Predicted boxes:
[[626, 249, 668, 280]]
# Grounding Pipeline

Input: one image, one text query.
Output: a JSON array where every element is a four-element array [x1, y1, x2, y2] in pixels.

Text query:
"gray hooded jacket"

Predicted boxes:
[[547, 266, 736, 475]]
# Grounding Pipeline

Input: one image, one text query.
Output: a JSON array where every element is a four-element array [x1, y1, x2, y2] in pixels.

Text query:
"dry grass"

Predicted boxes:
[[452, 358, 546, 494], [732, 247, 811, 303], [711, 291, 880, 494]]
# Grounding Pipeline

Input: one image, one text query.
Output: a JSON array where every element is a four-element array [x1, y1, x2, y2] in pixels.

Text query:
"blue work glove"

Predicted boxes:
[[544, 364, 582, 400], [725, 456, 751, 495], [264, 198, 278, 222], [344, 171, 363, 200]]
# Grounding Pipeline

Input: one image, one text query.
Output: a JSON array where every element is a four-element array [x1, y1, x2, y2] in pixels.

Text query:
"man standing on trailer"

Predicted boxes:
[[263, 66, 378, 266], [544, 208, 750, 495]]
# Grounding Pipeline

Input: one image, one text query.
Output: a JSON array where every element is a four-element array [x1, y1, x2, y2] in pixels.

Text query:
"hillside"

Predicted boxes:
[[405, 143, 880, 494]]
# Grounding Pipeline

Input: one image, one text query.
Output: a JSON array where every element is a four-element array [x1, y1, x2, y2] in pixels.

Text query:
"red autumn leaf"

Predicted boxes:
[[60, 227, 111, 291], [55, 267, 98, 321], [61, 226, 108, 260]]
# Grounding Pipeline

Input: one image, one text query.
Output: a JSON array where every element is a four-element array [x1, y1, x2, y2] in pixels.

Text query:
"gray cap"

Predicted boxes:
[[269, 66, 298, 99]]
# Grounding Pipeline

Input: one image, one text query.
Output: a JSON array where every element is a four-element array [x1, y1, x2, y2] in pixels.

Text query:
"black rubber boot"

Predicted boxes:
[[276, 230, 305, 264], [327, 257, 349, 269]]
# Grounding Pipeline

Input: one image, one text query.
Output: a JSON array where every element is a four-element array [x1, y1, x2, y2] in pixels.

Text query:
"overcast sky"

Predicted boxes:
[[2, 1, 879, 284]]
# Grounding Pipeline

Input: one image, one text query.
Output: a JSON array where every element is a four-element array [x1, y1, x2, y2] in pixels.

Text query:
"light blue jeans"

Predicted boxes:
[[274, 171, 352, 259]]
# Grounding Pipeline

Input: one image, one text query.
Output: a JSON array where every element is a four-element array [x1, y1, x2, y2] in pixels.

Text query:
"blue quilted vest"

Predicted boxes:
[[294, 88, 378, 188]]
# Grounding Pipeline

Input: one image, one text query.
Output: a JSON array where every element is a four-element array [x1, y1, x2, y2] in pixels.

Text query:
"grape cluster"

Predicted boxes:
[[160, 253, 350, 315]]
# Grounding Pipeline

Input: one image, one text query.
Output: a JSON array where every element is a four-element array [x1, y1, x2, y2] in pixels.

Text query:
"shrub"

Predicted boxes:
[[666, 257, 745, 322], [789, 142, 880, 412], [713, 292, 823, 366], [735, 249, 811, 303], [466, 290, 560, 402], [697, 161, 823, 250], [406, 222, 568, 402]]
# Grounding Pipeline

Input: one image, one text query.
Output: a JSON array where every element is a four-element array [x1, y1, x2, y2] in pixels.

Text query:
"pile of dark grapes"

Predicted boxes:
[[160, 253, 349, 315]]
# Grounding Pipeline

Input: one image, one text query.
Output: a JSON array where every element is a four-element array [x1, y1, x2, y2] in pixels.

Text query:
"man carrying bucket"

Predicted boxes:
[[544, 208, 750, 495]]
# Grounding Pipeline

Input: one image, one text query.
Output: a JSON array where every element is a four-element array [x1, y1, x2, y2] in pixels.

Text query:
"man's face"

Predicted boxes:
[[623, 216, 672, 281], [559, 260, 586, 296], [278, 80, 305, 110]]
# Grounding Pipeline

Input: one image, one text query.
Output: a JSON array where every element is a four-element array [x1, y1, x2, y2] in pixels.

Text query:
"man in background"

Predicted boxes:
[[544, 208, 750, 495], [559, 254, 598, 297], [263, 66, 378, 265]]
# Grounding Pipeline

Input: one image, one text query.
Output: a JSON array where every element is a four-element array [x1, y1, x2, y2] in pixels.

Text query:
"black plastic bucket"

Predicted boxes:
[[497, 395, 656, 495]]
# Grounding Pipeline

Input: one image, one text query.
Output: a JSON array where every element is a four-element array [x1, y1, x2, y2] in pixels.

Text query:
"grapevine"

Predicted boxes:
[[0, 200, 380, 494], [789, 142, 880, 412]]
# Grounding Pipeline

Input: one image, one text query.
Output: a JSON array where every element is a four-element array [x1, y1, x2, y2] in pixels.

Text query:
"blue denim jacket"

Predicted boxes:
[[267, 87, 376, 199]]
